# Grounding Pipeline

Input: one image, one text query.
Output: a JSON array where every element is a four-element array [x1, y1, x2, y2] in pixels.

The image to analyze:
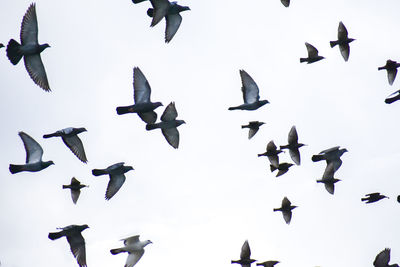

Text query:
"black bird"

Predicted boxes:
[[300, 43, 324, 64], [258, 141, 283, 168], [63, 177, 88, 204], [48, 225, 89, 267], [242, 121, 265, 139], [231, 240, 256, 267], [378, 60, 400, 86], [7, 3, 51, 91], [116, 67, 163, 124], [385, 90, 400, 104], [280, 126, 305, 165], [256, 261, 280, 267], [374, 248, 399, 267], [316, 163, 341, 195], [273, 197, 297, 224], [280, 0, 289, 7], [270, 163, 293, 177], [0, 43, 4, 48], [312, 146, 348, 172], [361, 193, 389, 204], [330, 21, 355, 62]]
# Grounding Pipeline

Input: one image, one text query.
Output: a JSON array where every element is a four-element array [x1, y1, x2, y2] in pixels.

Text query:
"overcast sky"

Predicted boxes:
[[1, 0, 400, 267]]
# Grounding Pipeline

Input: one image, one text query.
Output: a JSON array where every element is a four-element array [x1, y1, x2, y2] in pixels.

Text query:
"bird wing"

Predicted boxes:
[[280, 0, 290, 7], [240, 240, 251, 259], [149, 0, 170, 27], [289, 148, 300, 165], [20, 3, 38, 45], [123, 235, 140, 246], [267, 141, 277, 152], [19, 131, 43, 163], [276, 169, 289, 177], [240, 70, 260, 104], [337, 21, 348, 39], [105, 174, 126, 200], [319, 146, 340, 154], [339, 43, 350, 62], [267, 155, 279, 169], [324, 183, 335, 195], [283, 210, 292, 224], [305, 42, 319, 57], [248, 127, 259, 139], [322, 163, 335, 179], [24, 54, 50, 91], [71, 189, 81, 204], [327, 158, 342, 173], [388, 69, 397, 85], [288, 126, 298, 144], [62, 135, 87, 163], [366, 192, 381, 197], [125, 249, 145, 267], [71, 177, 80, 185], [133, 67, 151, 103], [373, 248, 390, 267], [165, 13, 182, 43], [66, 233, 87, 267], [161, 102, 178, 121], [282, 197, 291, 207], [138, 111, 158, 124], [162, 128, 180, 149]]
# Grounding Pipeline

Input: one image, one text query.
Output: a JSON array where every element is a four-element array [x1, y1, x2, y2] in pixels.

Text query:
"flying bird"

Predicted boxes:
[[330, 21, 355, 62], [374, 248, 399, 267], [280, 0, 290, 7], [256, 261, 280, 267], [0, 43, 4, 48], [48, 224, 89, 267], [270, 163, 294, 177], [116, 67, 163, 124], [300, 43, 325, 64], [231, 240, 256, 267], [378, 60, 400, 86], [43, 127, 88, 163], [9, 131, 54, 174], [242, 121, 265, 139], [280, 126, 305, 165], [229, 70, 269, 111], [63, 177, 88, 204], [385, 89, 400, 104], [311, 146, 348, 172], [258, 140, 283, 168], [110, 235, 152, 267], [6, 3, 51, 91], [92, 162, 134, 200], [361, 193, 389, 204], [316, 163, 341, 195], [273, 197, 297, 224], [146, 102, 185, 149]]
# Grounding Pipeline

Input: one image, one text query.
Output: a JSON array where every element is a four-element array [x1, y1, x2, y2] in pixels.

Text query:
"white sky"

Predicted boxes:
[[1, 0, 400, 267]]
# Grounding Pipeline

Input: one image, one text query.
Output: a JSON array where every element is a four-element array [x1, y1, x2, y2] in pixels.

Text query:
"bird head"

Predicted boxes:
[[179, 5, 191, 12], [80, 224, 89, 231], [76, 127, 87, 134], [154, 102, 163, 109], [348, 38, 356, 43], [39, 43, 51, 52], [259, 100, 270, 106], [46, 161, 55, 167], [144, 240, 153, 247], [177, 120, 186, 127], [124, 166, 134, 172]]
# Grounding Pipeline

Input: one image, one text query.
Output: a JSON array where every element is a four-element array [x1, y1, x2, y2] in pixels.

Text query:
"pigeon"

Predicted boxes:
[[48, 225, 89, 267], [273, 197, 297, 224], [385, 90, 400, 104], [258, 141, 283, 168], [316, 163, 341, 195], [148, 0, 190, 43], [280, 0, 290, 7], [116, 67, 163, 124], [242, 121, 265, 139], [63, 177, 88, 204], [146, 102, 185, 149], [378, 60, 400, 86], [361, 193, 389, 204], [231, 240, 256, 267], [110, 235, 152, 267], [270, 163, 294, 177], [43, 127, 88, 163], [6, 3, 51, 91], [229, 70, 269, 111], [300, 43, 325, 64], [330, 22, 355, 62], [280, 126, 305, 165], [256, 261, 280, 267], [92, 162, 134, 200], [9, 131, 54, 174], [374, 248, 399, 267], [311, 146, 348, 172]]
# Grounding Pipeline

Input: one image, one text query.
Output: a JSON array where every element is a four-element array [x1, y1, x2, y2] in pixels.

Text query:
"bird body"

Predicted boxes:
[[330, 21, 355, 61], [258, 141, 283, 168], [270, 163, 293, 177], [273, 197, 297, 224], [110, 235, 152, 267], [378, 60, 400, 86], [361, 192, 389, 204], [316, 163, 341, 194], [242, 121, 265, 139], [280, 126, 305, 165], [63, 177, 88, 204], [300, 43, 324, 64]]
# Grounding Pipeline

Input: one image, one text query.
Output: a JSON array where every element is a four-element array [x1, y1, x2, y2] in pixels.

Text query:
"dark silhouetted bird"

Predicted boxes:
[[280, 0, 289, 7], [378, 60, 400, 86], [258, 141, 283, 168], [312, 146, 348, 172], [229, 70, 269, 111], [256, 261, 280, 267], [242, 121, 265, 139], [116, 67, 163, 124], [110, 235, 152, 267], [146, 102, 185, 149], [300, 43, 324, 64], [92, 162, 134, 200], [330, 21, 355, 62], [273, 197, 297, 224], [374, 248, 399, 267], [361, 193, 389, 204], [63, 177, 88, 204], [0, 43, 4, 48], [270, 163, 293, 177], [43, 127, 88, 163], [280, 126, 305, 165], [9, 131, 54, 174], [316, 163, 341, 195], [48, 224, 89, 267], [6, 3, 51, 91], [385, 90, 400, 104], [231, 240, 256, 267]]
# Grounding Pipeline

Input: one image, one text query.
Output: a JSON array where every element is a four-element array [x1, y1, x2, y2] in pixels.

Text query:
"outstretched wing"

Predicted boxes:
[[19, 131, 43, 163], [62, 135, 87, 163], [20, 3, 38, 45], [240, 70, 259, 104]]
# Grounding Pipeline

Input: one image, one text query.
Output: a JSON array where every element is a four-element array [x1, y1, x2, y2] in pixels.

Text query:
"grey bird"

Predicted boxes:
[[270, 163, 293, 177], [374, 248, 399, 267], [231, 240, 256, 267], [330, 22, 355, 62], [9, 131, 54, 174], [242, 121, 265, 139], [92, 162, 134, 200], [273, 197, 297, 224], [385, 90, 400, 104], [148, 0, 190, 43], [280, 0, 289, 7], [48, 225, 89, 267], [110, 235, 152, 267], [256, 261, 280, 267], [116, 67, 163, 124], [378, 60, 400, 86], [311, 146, 348, 172], [258, 140, 283, 168], [229, 70, 269, 111], [280, 126, 305, 165], [43, 127, 88, 163], [146, 102, 185, 149], [63, 177, 88, 204], [361, 193, 389, 204], [6, 3, 50, 91], [316, 163, 341, 195], [300, 43, 325, 64]]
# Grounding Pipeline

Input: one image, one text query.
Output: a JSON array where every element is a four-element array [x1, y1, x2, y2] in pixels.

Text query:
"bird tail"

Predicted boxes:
[[329, 41, 338, 48], [147, 8, 154, 17], [116, 106, 133, 115], [146, 124, 157, 131], [385, 97, 399, 104], [361, 197, 368, 201], [48, 232, 63, 240], [6, 39, 23, 65], [299, 58, 307, 63], [231, 260, 239, 264], [273, 208, 281, 212], [9, 164, 23, 174], [132, 0, 148, 3], [228, 106, 240, 111], [311, 155, 324, 162], [62, 185, 70, 189], [110, 248, 125, 255], [257, 153, 265, 157], [43, 133, 58, 138], [378, 66, 385, 71], [92, 169, 108, 176], [270, 164, 277, 172]]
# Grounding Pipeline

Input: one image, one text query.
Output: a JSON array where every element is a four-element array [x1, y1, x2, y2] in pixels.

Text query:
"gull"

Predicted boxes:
[[300, 43, 324, 64], [63, 177, 88, 204], [374, 248, 399, 267], [361, 193, 389, 204], [258, 141, 283, 168], [316, 163, 341, 195], [110, 235, 152, 267], [280, 126, 305, 165], [231, 240, 256, 267], [378, 60, 400, 86], [330, 21, 355, 62], [242, 121, 265, 139], [273, 197, 297, 224]]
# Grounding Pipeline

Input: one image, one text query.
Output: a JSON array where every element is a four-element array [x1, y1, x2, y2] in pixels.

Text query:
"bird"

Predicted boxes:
[[270, 163, 294, 177], [148, 0, 190, 43], [374, 248, 399, 267], [110, 235, 152, 267], [256, 261, 280, 267], [300, 43, 324, 64], [242, 121, 265, 139], [316, 163, 341, 195], [48, 225, 89, 267], [378, 60, 400, 86], [311, 146, 348, 172], [6, 3, 51, 91], [229, 70, 269, 111], [385, 90, 400, 104], [280, 0, 289, 7], [63, 177, 88, 204], [146, 102, 185, 149], [258, 140, 283, 168], [361, 193, 389, 204], [92, 162, 134, 200], [231, 240, 256, 267], [9, 131, 54, 174], [273, 197, 297, 224], [330, 21, 355, 62], [0, 43, 4, 48], [280, 126, 305, 165], [116, 67, 163, 124], [43, 127, 88, 163]]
